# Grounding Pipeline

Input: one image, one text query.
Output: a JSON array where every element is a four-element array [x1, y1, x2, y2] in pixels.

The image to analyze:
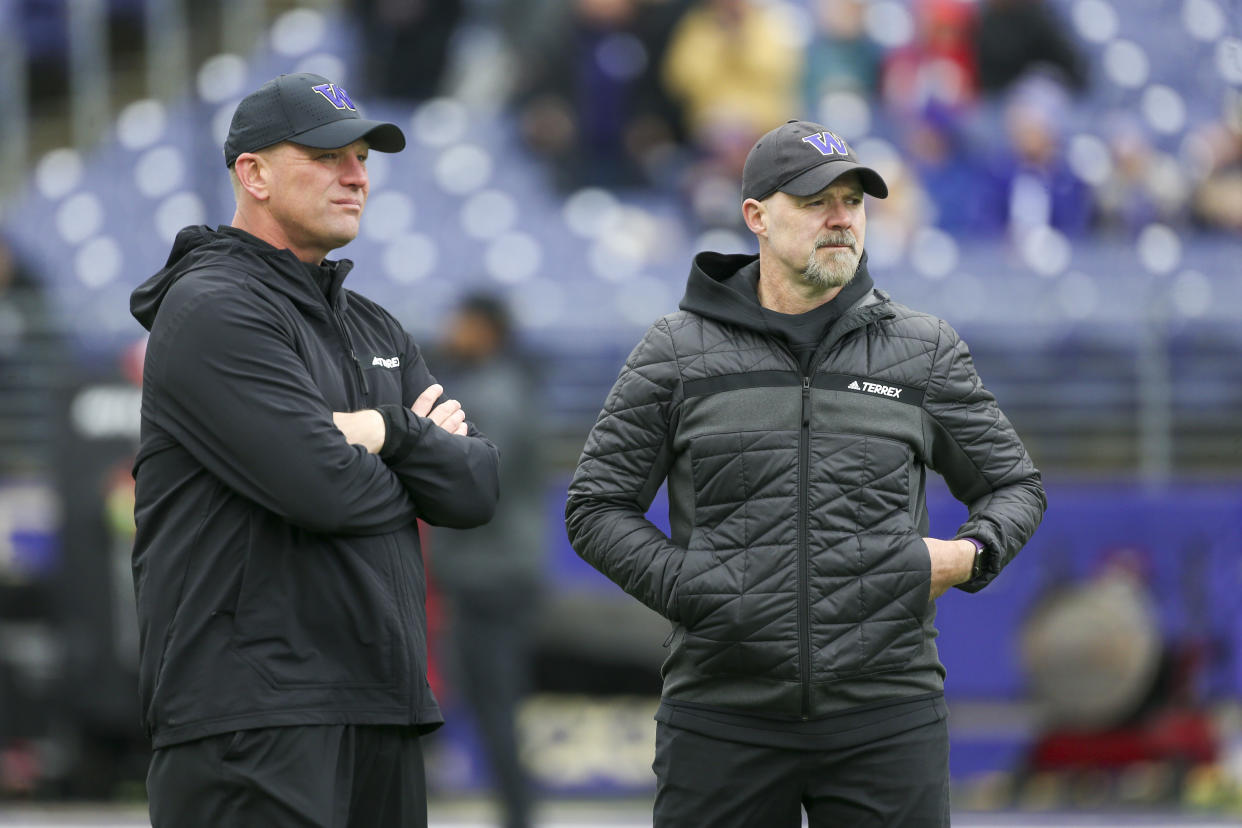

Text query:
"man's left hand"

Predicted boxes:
[[923, 537, 977, 600], [411, 383, 469, 436]]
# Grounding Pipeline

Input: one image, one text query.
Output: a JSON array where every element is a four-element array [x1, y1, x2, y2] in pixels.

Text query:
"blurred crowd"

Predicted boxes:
[[352, 0, 1242, 240]]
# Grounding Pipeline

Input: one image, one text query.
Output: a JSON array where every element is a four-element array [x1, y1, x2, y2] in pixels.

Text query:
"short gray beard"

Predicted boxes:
[[802, 234, 860, 289]]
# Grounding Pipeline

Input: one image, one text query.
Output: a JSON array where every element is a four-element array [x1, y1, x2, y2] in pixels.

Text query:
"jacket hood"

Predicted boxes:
[[679, 249, 876, 333], [130, 224, 354, 331]]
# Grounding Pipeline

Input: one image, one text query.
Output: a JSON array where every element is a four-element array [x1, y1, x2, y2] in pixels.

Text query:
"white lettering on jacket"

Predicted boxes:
[[860, 381, 902, 399]]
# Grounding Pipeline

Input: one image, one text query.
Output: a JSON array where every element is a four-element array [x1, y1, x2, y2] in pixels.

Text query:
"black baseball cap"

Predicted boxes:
[[223, 73, 406, 167], [741, 119, 887, 202]]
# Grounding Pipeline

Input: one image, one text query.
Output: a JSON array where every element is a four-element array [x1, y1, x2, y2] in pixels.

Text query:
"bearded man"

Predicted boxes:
[[565, 119, 1045, 827]]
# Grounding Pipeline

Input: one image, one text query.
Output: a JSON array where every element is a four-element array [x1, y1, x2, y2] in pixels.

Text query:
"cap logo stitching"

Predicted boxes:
[[801, 131, 849, 157], [311, 82, 356, 111]]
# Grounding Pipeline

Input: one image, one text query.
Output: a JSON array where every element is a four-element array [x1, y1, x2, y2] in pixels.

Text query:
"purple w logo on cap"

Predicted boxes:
[[801, 131, 849, 157], [312, 83, 356, 111]]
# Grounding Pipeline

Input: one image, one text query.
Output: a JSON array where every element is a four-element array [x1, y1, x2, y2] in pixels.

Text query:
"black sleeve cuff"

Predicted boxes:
[[955, 524, 1000, 592], [376, 404, 413, 461]]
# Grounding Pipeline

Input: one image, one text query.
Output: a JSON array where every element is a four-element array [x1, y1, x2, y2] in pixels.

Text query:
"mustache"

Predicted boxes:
[[815, 233, 856, 250]]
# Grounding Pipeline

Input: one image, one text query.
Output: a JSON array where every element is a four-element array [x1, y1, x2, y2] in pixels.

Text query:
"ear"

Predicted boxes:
[[742, 197, 768, 238], [233, 153, 271, 202]]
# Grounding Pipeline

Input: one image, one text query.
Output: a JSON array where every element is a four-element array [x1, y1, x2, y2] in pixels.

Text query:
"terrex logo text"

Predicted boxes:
[[371, 356, 400, 368], [801, 131, 849, 157], [848, 379, 902, 399], [312, 83, 356, 111]]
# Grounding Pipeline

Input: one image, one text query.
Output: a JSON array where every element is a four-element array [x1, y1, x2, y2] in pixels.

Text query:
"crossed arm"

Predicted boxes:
[[333, 383, 468, 452], [332, 378, 498, 529]]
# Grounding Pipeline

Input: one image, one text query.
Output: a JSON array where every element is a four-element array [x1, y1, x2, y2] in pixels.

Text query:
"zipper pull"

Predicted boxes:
[[352, 353, 370, 397], [802, 377, 811, 429]]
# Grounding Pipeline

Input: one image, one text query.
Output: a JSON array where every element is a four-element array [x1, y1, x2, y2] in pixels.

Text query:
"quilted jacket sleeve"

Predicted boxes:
[[565, 318, 686, 620], [923, 319, 1047, 592]]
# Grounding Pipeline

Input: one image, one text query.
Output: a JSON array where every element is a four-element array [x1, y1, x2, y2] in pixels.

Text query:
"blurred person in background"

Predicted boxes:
[[351, 0, 464, 101], [662, 0, 802, 169], [49, 337, 148, 800], [974, 0, 1087, 98], [801, 0, 884, 114], [0, 239, 47, 378], [661, 0, 803, 229], [881, 0, 979, 114], [899, 102, 1003, 235], [0, 238, 61, 463], [985, 73, 1092, 238], [566, 119, 1045, 827], [429, 293, 545, 828], [1188, 96, 1242, 233], [515, 0, 689, 190], [128, 73, 499, 827], [441, 0, 578, 112], [1093, 117, 1191, 236]]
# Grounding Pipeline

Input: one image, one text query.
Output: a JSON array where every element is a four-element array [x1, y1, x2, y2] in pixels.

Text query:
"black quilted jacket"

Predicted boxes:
[[565, 252, 1046, 718]]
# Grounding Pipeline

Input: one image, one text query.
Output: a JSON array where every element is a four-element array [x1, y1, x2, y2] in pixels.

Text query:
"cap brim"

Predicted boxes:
[[289, 118, 407, 154], [782, 160, 888, 199]]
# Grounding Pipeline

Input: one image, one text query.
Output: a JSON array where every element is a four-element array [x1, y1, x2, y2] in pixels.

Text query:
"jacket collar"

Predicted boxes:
[[131, 224, 355, 331], [679, 249, 887, 335]]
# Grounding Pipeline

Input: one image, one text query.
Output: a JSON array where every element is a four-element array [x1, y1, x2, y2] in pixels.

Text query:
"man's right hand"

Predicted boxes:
[[411, 383, 469, 436], [923, 537, 977, 600], [333, 409, 386, 454]]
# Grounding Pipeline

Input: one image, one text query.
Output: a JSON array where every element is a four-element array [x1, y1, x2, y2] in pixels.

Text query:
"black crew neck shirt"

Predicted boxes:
[[722, 260, 875, 375]]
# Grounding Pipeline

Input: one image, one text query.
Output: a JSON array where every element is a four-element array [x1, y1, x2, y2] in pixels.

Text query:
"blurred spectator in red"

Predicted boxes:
[[352, 0, 464, 100], [801, 0, 883, 113], [975, 0, 1087, 98], [984, 74, 1092, 237], [516, 0, 689, 190], [881, 0, 979, 115], [662, 0, 802, 164]]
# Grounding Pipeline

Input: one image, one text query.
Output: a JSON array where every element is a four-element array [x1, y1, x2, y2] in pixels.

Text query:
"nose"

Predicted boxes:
[[340, 154, 367, 189], [824, 201, 852, 231]]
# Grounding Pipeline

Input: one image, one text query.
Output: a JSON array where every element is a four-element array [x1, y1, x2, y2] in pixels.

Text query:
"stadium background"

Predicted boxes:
[[0, 0, 1240, 824]]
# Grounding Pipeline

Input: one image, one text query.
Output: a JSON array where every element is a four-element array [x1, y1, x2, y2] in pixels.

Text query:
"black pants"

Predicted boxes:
[[653, 716, 950, 827], [147, 725, 427, 828], [444, 586, 537, 828]]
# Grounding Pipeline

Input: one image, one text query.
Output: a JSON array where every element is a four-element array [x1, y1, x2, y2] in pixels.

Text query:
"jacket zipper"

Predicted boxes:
[[307, 261, 370, 404], [791, 300, 894, 720], [798, 374, 812, 719], [330, 310, 370, 403]]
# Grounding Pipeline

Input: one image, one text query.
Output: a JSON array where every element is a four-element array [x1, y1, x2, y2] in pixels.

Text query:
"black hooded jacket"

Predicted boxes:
[[130, 225, 499, 748], [566, 252, 1045, 720]]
